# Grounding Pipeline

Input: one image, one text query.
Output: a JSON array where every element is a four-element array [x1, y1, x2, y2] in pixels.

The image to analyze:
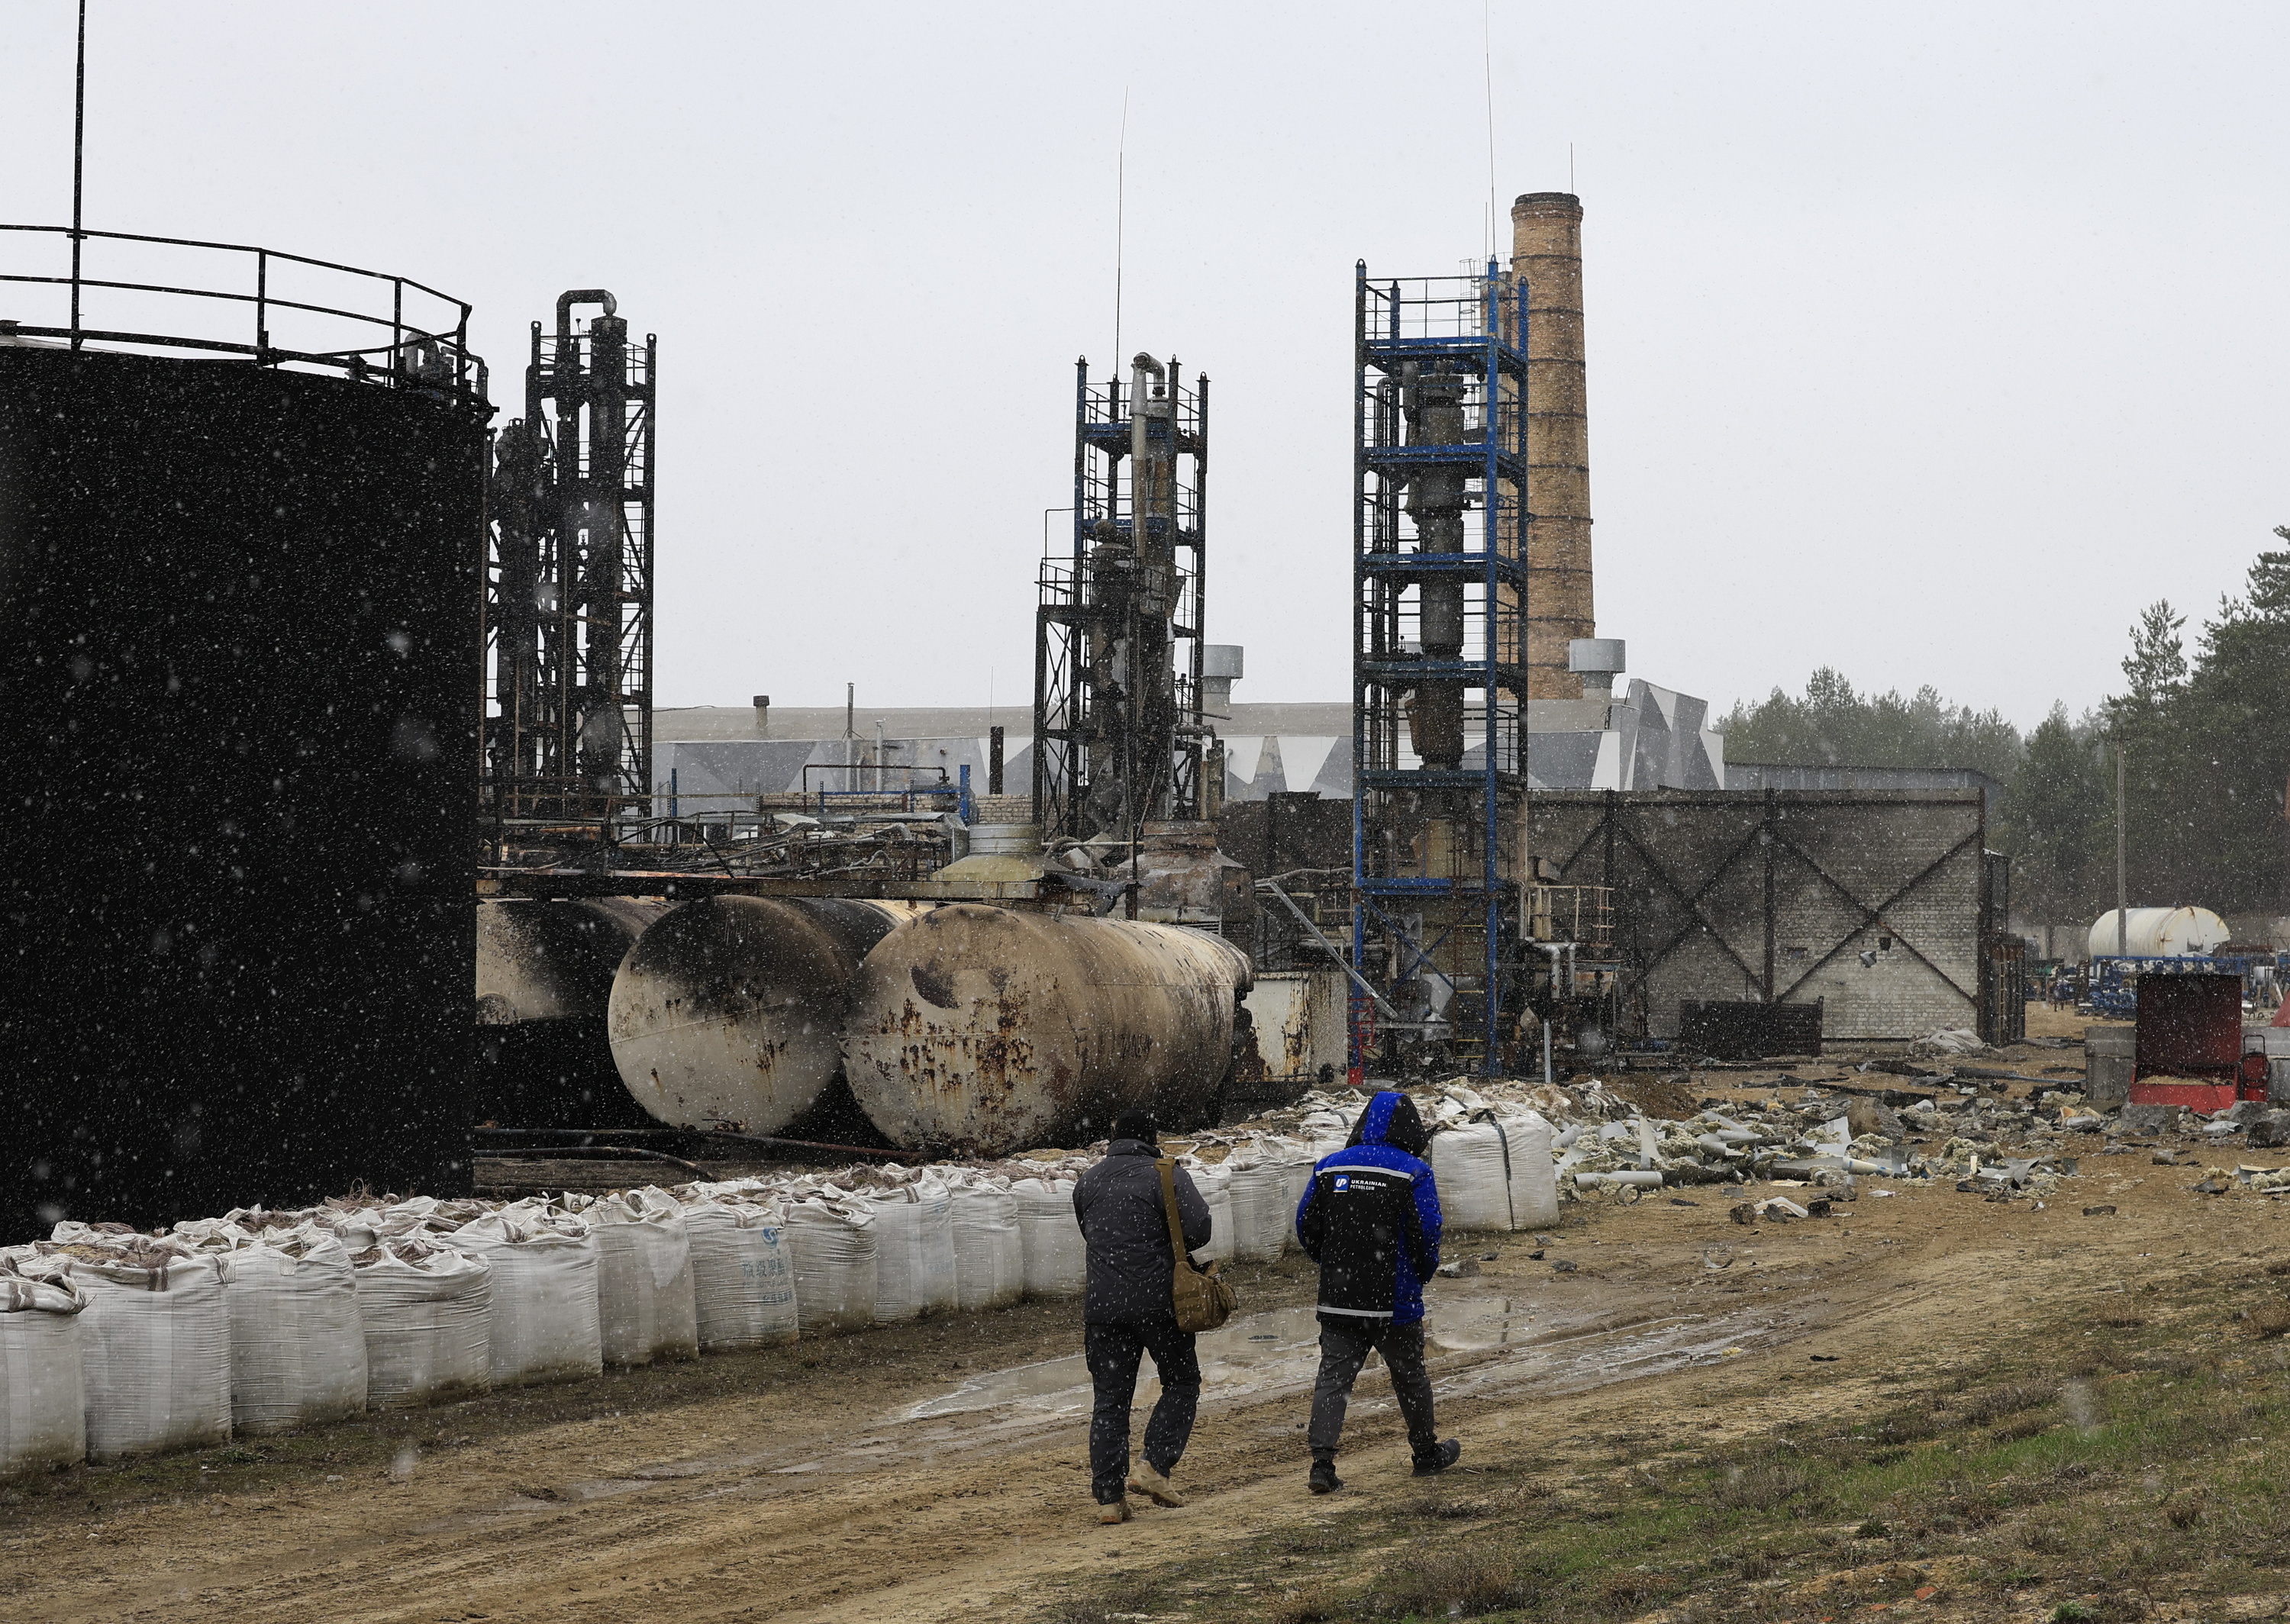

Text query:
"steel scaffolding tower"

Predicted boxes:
[[482, 289, 655, 837], [1351, 263, 1530, 1078], [1034, 353, 1209, 840]]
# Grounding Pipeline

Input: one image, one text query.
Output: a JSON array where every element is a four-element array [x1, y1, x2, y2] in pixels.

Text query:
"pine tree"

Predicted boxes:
[[1999, 705, 2109, 920]]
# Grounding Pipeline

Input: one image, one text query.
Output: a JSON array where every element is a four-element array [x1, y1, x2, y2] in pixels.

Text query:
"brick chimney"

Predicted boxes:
[[1510, 192, 1595, 700]]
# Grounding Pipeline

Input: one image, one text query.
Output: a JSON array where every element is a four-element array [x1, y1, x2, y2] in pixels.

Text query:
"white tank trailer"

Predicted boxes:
[[607, 896, 924, 1133], [476, 897, 670, 1127], [2085, 906, 2231, 961], [840, 903, 1253, 1156]]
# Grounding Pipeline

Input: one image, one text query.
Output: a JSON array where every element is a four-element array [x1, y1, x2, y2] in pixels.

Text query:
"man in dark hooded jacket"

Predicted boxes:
[[1293, 1090, 1460, 1493], [1072, 1107, 1212, 1522]]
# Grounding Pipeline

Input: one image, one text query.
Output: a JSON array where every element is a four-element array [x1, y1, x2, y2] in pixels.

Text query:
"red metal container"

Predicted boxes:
[[2130, 973, 2256, 1110]]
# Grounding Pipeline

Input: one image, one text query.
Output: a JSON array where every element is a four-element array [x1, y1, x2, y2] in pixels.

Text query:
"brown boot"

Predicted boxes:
[[1127, 1461, 1185, 1507], [1096, 1498, 1130, 1525]]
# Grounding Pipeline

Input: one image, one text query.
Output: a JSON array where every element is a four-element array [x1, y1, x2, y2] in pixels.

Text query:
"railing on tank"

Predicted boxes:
[[0, 224, 485, 405]]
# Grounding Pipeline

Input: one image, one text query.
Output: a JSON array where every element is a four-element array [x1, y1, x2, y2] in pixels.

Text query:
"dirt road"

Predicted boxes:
[[8, 1097, 2266, 1624]]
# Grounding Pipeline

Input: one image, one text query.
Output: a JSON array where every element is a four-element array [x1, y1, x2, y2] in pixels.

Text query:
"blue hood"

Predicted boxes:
[[1349, 1089, 1428, 1155]]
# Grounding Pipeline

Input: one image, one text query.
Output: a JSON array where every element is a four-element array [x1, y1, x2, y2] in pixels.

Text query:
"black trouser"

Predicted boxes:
[[1085, 1316, 1201, 1504], [1308, 1313, 1437, 1462]]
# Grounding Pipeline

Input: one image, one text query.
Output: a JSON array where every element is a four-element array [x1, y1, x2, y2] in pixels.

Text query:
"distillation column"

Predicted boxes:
[[1037, 351, 1208, 841], [1403, 361, 1470, 768]]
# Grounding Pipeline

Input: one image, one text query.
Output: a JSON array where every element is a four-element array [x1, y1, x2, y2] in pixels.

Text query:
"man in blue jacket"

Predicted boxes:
[[1294, 1089, 1460, 1494]]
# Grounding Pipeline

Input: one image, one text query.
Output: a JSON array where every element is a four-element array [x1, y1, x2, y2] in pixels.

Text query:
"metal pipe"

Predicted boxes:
[[476, 1144, 714, 1178], [1263, 878, 1398, 1018], [473, 1126, 905, 1161], [2115, 743, 2128, 958], [69, 0, 86, 350], [553, 288, 617, 346]]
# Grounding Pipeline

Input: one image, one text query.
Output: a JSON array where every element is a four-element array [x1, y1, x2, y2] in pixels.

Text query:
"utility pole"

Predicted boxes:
[[2115, 743, 2128, 958]]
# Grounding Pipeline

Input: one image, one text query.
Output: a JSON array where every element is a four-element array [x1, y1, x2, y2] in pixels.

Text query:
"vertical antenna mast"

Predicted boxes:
[[70, 0, 87, 350], [1113, 89, 1129, 373], [1482, 0, 1498, 259]]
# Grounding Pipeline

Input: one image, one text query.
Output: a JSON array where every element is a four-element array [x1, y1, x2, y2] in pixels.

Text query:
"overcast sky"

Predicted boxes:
[[8, 2, 2285, 731]]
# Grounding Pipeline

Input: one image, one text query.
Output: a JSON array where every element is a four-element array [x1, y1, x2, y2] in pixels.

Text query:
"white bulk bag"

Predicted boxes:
[[1429, 1123, 1516, 1231], [1010, 1178, 1087, 1298], [866, 1183, 959, 1323], [785, 1197, 879, 1336], [352, 1239, 492, 1408], [222, 1228, 368, 1435], [1185, 1163, 1236, 1265], [943, 1182, 1023, 1313], [1491, 1112, 1560, 1229], [588, 1191, 698, 1367], [1272, 1142, 1321, 1247], [1221, 1155, 1295, 1264], [52, 1245, 232, 1460], [451, 1207, 602, 1386], [0, 1271, 87, 1472], [679, 1199, 797, 1352]]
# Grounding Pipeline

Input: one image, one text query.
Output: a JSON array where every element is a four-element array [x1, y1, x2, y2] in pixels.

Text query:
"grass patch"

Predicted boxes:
[[1373, 1544, 1541, 1617]]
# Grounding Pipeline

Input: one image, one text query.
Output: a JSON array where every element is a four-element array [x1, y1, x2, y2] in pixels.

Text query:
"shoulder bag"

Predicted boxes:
[[1158, 1157, 1236, 1333]]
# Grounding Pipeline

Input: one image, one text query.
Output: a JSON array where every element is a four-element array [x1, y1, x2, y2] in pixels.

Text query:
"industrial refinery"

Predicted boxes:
[[10, 10, 2290, 1620], [0, 176, 2045, 1226]]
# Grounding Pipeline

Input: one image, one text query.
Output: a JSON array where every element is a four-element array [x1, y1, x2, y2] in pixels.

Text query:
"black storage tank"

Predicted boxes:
[[0, 277, 488, 1238]]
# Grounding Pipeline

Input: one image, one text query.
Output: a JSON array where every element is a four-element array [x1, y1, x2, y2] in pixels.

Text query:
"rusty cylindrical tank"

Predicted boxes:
[[476, 897, 669, 1127], [840, 904, 1253, 1155], [607, 896, 924, 1132]]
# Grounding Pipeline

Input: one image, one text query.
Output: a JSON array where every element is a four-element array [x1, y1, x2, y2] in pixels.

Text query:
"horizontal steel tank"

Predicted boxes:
[[840, 903, 1253, 1155], [476, 898, 668, 1128], [608, 896, 924, 1132], [2085, 906, 2231, 961]]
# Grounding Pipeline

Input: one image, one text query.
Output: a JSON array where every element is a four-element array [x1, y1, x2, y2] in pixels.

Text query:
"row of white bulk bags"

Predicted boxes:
[[450, 1204, 602, 1387], [580, 1191, 698, 1366], [940, 1179, 1023, 1313], [1181, 1163, 1237, 1265], [867, 1181, 959, 1323], [1009, 1178, 1086, 1297], [25, 1242, 233, 1461], [784, 1195, 878, 1336], [0, 1268, 86, 1472], [350, 1238, 492, 1409], [212, 1226, 368, 1436], [676, 1195, 798, 1352]]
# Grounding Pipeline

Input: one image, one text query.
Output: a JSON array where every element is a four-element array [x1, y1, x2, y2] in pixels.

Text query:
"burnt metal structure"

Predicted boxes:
[[0, 226, 487, 1237], [1351, 262, 1532, 1079], [484, 291, 656, 837], [1526, 790, 2005, 1045], [1034, 353, 1208, 841]]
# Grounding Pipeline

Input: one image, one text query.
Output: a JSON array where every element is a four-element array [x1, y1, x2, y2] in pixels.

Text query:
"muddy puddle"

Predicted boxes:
[[452, 1286, 1792, 1499], [903, 1289, 1694, 1421]]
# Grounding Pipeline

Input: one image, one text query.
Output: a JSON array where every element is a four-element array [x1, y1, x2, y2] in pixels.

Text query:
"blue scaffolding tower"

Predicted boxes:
[[1350, 262, 1531, 1080]]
